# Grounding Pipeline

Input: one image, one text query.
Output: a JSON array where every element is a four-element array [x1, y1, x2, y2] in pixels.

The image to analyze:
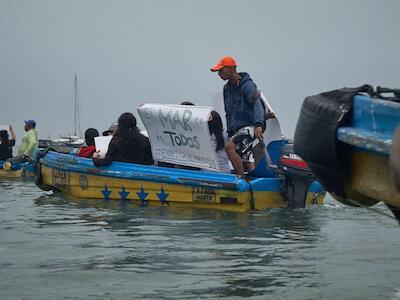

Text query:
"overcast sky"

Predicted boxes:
[[1, 0, 399, 141]]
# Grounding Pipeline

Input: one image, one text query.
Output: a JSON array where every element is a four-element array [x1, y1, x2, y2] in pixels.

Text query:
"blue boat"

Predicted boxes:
[[35, 141, 325, 212], [294, 85, 400, 220], [34, 103, 326, 212], [0, 160, 36, 178]]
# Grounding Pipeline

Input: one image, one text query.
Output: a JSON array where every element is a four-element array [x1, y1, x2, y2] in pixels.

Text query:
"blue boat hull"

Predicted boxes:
[[0, 160, 36, 178], [295, 88, 400, 215], [36, 151, 325, 212]]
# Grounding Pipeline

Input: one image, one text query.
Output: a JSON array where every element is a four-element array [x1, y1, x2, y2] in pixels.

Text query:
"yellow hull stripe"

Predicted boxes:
[[0, 169, 35, 178], [347, 151, 400, 207], [41, 165, 323, 212]]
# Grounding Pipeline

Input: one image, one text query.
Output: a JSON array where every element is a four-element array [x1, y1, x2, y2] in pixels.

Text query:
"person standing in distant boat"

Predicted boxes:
[[7, 120, 38, 163], [0, 125, 16, 160], [210, 56, 265, 176]]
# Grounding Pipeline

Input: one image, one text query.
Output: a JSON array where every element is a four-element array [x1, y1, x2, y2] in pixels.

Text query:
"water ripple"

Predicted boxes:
[[1, 181, 400, 299]]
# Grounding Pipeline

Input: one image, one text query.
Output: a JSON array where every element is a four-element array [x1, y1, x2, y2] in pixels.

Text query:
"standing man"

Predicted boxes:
[[211, 56, 265, 176], [8, 119, 38, 163]]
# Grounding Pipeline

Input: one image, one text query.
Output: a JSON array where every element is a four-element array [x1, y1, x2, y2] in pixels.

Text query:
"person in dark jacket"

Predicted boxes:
[[208, 111, 230, 173], [92, 112, 153, 166], [211, 56, 265, 176], [77, 128, 99, 158], [0, 126, 16, 160]]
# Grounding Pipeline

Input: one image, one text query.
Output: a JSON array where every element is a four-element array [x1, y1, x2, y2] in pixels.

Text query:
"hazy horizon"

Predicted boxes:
[[1, 0, 399, 141]]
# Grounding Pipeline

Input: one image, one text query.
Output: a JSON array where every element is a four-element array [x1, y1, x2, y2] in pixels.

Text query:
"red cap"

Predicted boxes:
[[210, 56, 237, 72]]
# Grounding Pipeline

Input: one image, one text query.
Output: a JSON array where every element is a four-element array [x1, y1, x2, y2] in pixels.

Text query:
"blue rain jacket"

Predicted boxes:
[[223, 72, 265, 137]]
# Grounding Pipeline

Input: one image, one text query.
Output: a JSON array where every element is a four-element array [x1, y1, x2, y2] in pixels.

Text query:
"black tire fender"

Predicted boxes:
[[294, 85, 372, 198]]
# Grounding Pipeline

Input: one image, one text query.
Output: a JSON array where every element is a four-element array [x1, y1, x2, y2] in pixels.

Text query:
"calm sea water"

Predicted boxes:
[[1, 179, 400, 300]]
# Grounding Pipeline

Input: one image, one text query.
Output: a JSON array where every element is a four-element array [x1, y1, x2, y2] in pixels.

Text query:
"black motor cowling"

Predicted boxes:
[[278, 144, 316, 208]]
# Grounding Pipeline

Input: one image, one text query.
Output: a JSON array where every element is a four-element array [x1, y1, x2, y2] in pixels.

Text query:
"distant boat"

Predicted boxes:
[[43, 74, 84, 148], [51, 136, 84, 148], [294, 85, 400, 221], [0, 160, 35, 178]]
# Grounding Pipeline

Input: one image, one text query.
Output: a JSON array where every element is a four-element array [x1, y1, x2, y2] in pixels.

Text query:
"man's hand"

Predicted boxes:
[[266, 111, 276, 119], [254, 126, 263, 140], [92, 150, 101, 158]]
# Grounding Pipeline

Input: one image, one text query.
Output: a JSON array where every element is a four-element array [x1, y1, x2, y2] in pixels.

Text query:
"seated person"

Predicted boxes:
[[208, 111, 231, 173], [93, 113, 153, 166], [7, 120, 38, 163], [102, 122, 118, 136], [0, 126, 16, 160], [77, 128, 99, 158]]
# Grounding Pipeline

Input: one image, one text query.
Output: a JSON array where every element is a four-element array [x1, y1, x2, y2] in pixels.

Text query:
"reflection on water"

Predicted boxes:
[[1, 181, 400, 299]]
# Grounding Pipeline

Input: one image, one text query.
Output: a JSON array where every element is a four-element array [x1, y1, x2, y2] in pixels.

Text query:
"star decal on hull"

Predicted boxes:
[[137, 186, 149, 206], [102, 185, 112, 201], [157, 186, 169, 205], [119, 186, 130, 200]]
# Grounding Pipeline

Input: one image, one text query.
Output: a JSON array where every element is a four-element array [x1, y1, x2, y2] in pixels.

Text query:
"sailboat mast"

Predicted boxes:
[[74, 74, 77, 136]]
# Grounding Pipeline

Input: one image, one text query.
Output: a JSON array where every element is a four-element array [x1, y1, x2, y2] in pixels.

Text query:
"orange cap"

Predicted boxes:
[[210, 56, 237, 72]]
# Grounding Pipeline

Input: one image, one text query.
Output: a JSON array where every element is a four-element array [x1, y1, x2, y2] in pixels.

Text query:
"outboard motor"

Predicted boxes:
[[278, 144, 316, 208]]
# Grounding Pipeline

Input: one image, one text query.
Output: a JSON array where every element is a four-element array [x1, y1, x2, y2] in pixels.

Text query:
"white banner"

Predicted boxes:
[[260, 92, 283, 145], [137, 104, 219, 170], [94, 136, 112, 158]]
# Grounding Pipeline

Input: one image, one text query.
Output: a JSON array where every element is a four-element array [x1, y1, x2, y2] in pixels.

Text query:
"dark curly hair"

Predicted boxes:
[[208, 111, 225, 151], [84, 128, 99, 146], [115, 112, 142, 155]]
